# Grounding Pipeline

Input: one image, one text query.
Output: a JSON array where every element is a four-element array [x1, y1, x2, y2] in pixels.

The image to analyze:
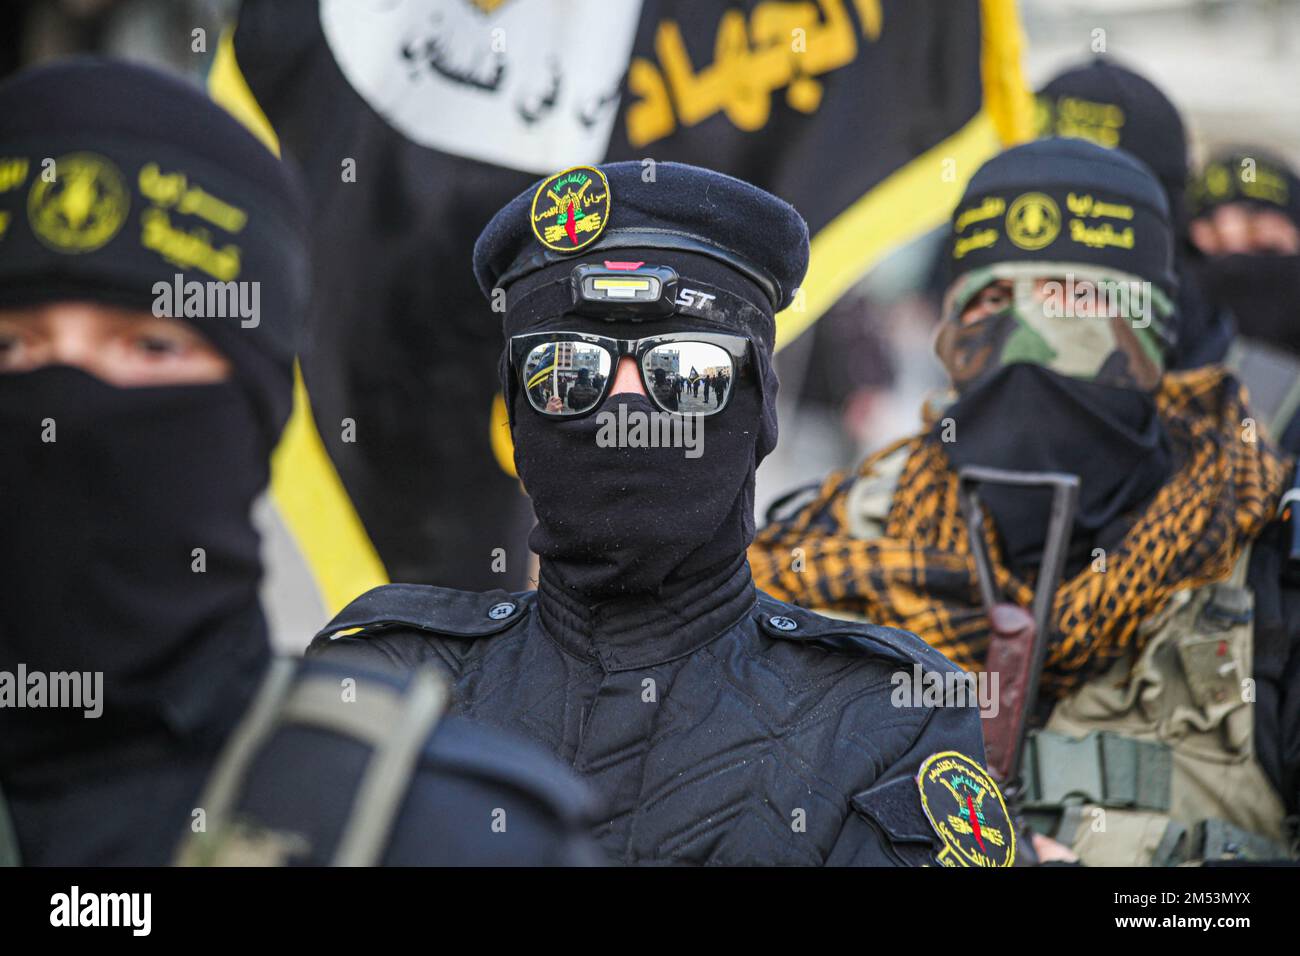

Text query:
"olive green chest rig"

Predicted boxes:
[[837, 453, 1295, 865], [1021, 546, 1294, 865]]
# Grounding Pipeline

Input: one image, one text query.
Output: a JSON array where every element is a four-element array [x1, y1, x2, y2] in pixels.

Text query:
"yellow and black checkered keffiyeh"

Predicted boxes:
[[750, 367, 1294, 697]]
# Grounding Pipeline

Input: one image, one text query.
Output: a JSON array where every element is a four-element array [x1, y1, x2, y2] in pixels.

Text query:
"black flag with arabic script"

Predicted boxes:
[[218, 0, 1029, 617], [607, 0, 1030, 347]]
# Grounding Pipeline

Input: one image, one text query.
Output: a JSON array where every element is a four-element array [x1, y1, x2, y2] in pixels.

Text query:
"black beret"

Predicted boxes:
[[1038, 58, 1188, 211], [1190, 147, 1300, 228], [473, 161, 809, 312], [0, 56, 310, 445], [949, 137, 1176, 295]]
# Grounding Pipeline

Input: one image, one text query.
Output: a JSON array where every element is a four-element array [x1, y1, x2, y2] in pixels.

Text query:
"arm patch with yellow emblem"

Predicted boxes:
[[917, 751, 1015, 867]]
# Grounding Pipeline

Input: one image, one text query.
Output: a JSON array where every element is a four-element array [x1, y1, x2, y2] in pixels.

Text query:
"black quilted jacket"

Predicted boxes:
[[308, 563, 989, 865]]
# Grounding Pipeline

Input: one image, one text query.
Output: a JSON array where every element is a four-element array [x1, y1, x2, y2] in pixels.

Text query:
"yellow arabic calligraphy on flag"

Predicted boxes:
[[606, 0, 1033, 352], [628, 0, 883, 147]]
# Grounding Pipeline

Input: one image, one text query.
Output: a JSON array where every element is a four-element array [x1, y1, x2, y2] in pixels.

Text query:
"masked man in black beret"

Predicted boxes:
[[753, 138, 1300, 866], [1189, 149, 1300, 453], [0, 58, 600, 867], [312, 162, 1007, 867]]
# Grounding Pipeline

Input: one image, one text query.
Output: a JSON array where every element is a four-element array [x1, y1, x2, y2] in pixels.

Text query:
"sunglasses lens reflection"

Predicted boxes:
[[643, 342, 733, 415], [523, 341, 612, 415]]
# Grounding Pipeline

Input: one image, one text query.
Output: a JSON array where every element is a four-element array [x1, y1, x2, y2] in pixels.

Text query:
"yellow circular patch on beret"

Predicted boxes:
[[530, 165, 610, 254]]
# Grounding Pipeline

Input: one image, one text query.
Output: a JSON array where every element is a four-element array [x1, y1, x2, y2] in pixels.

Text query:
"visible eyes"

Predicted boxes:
[[0, 325, 34, 371], [0, 321, 205, 365], [959, 280, 1013, 326], [108, 322, 229, 382], [0, 308, 233, 385], [1191, 205, 1300, 256], [130, 329, 196, 358]]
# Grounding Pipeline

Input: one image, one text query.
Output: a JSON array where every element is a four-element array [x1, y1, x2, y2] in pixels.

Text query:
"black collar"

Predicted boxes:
[[534, 554, 757, 671]]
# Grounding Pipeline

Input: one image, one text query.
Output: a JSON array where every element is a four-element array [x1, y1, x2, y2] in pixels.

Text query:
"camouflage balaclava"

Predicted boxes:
[[935, 138, 1177, 571]]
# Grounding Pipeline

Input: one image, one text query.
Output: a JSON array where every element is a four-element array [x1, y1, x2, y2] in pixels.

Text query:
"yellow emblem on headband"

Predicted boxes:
[[530, 165, 610, 254], [917, 751, 1015, 868], [27, 152, 129, 254], [1005, 191, 1060, 251]]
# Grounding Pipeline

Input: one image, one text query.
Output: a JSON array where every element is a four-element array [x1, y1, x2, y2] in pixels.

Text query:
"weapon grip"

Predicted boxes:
[[981, 603, 1035, 783], [956, 467, 1079, 790]]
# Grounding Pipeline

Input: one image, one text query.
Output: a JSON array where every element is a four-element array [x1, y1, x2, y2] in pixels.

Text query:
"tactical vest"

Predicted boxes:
[[1021, 546, 1292, 865], [831, 447, 1295, 865]]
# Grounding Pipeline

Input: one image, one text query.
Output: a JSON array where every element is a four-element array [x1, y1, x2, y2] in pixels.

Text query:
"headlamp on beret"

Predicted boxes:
[[571, 263, 680, 319]]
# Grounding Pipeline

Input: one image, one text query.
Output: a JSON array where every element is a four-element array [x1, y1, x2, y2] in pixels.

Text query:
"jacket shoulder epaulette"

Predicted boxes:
[[753, 593, 962, 676], [311, 583, 532, 649]]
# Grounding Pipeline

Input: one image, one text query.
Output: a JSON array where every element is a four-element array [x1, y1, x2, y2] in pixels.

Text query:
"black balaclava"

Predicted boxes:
[[474, 161, 806, 619], [940, 365, 1170, 573], [505, 251, 780, 601], [0, 370, 272, 766], [0, 59, 308, 770], [939, 138, 1177, 573], [1200, 254, 1300, 354], [1189, 149, 1300, 355], [1038, 58, 1235, 369]]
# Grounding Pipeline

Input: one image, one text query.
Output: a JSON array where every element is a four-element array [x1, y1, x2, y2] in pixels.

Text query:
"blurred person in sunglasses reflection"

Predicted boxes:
[[310, 162, 1006, 867]]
